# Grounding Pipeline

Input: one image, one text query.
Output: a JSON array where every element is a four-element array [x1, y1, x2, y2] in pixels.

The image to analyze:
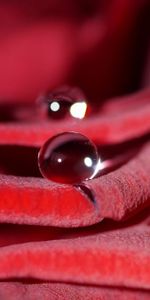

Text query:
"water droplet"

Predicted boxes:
[[37, 86, 89, 120], [38, 131, 149, 184], [38, 132, 99, 184]]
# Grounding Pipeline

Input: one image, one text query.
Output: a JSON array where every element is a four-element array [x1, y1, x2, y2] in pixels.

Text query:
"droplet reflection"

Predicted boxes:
[[70, 102, 87, 119]]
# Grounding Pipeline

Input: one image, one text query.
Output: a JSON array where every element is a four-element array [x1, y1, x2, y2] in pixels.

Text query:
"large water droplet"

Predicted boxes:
[[38, 132, 149, 184], [38, 132, 99, 184]]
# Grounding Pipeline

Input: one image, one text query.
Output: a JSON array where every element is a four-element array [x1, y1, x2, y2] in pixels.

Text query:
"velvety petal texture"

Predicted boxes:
[[0, 0, 149, 299]]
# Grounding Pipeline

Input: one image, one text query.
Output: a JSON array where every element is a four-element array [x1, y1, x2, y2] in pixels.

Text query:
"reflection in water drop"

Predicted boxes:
[[70, 101, 87, 119], [50, 101, 60, 112]]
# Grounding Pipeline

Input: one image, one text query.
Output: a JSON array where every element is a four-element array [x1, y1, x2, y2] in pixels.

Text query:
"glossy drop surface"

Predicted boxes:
[[38, 86, 89, 120], [38, 132, 99, 184]]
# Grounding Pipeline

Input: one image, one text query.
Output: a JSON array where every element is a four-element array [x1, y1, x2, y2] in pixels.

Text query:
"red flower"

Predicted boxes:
[[0, 1, 150, 299]]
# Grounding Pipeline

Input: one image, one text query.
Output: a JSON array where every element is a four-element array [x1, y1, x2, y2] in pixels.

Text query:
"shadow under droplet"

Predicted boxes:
[[74, 183, 96, 204]]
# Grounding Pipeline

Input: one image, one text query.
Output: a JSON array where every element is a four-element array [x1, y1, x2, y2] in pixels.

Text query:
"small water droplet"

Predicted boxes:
[[37, 86, 89, 120]]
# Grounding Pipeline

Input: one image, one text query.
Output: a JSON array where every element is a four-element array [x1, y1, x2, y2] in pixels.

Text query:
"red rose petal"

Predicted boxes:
[[0, 142, 149, 227], [86, 142, 150, 221], [100, 88, 150, 113], [73, 0, 150, 100], [0, 224, 149, 289], [0, 90, 149, 227], [0, 282, 150, 300], [0, 21, 78, 102], [0, 175, 98, 227], [0, 1, 149, 102], [0, 90, 149, 146], [0, 1, 149, 299]]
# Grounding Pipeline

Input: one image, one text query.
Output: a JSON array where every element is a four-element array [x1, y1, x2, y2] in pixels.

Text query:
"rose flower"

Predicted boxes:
[[0, 1, 149, 299]]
